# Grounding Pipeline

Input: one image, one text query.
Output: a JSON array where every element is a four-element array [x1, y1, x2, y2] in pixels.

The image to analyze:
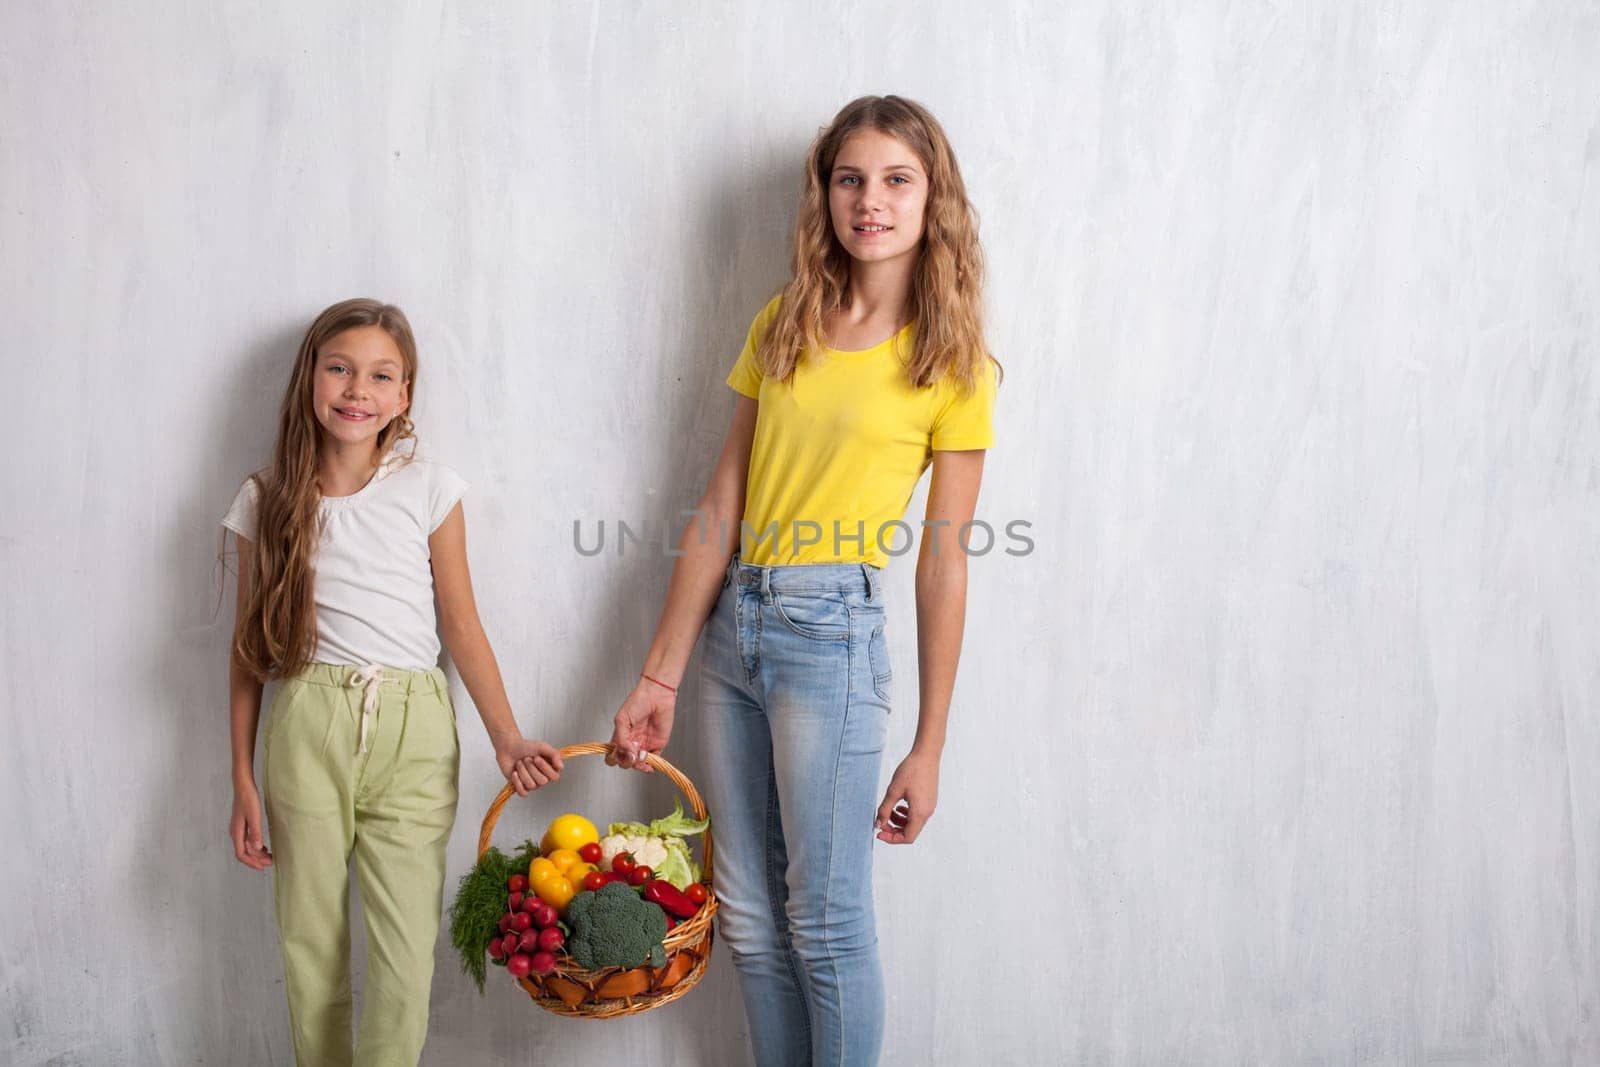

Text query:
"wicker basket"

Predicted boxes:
[[475, 742, 717, 1018]]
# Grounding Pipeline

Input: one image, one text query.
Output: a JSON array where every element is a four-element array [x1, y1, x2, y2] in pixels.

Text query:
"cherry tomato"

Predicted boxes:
[[583, 870, 607, 892], [578, 842, 603, 864], [685, 883, 708, 907], [628, 865, 653, 887], [612, 852, 636, 876]]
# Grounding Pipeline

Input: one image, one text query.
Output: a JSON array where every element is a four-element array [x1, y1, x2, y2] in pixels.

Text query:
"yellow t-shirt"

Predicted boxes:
[[726, 295, 996, 567]]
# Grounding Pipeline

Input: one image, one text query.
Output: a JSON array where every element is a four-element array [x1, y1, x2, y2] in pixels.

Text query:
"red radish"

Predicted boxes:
[[506, 953, 533, 979], [501, 933, 520, 958], [519, 894, 542, 914], [510, 911, 533, 933], [498, 913, 515, 934], [518, 928, 541, 953], [532, 903, 559, 929], [508, 874, 528, 893], [530, 951, 557, 974], [537, 927, 564, 953], [508, 891, 524, 911], [488, 937, 508, 961]]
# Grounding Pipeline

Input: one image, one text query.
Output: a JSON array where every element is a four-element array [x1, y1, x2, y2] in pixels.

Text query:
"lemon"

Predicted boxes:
[[541, 813, 600, 855]]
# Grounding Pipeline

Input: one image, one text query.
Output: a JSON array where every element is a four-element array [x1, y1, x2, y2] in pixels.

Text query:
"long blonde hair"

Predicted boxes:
[[231, 298, 418, 681], [759, 95, 998, 392]]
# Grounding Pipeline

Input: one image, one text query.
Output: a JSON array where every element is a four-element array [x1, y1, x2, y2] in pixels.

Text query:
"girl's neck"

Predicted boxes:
[[318, 437, 385, 498], [839, 255, 915, 327]]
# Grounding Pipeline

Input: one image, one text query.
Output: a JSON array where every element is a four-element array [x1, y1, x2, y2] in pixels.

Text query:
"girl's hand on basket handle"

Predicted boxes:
[[607, 677, 676, 773], [875, 751, 940, 845], [230, 778, 273, 870], [496, 738, 564, 796]]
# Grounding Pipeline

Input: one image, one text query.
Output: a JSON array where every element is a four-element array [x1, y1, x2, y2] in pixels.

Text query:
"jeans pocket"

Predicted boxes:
[[771, 591, 850, 641], [868, 624, 892, 703]]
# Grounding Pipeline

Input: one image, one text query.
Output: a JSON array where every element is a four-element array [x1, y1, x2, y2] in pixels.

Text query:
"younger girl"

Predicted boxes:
[[608, 96, 999, 1065], [224, 298, 562, 1065]]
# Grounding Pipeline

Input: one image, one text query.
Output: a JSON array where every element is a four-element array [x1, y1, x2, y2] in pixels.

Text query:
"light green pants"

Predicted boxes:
[[263, 663, 460, 1067]]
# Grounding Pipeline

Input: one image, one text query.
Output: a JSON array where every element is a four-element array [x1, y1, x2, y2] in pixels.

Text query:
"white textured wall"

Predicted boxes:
[[3, 2, 1597, 1064]]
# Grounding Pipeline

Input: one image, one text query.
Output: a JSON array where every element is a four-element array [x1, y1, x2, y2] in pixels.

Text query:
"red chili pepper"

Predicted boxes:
[[642, 879, 699, 919]]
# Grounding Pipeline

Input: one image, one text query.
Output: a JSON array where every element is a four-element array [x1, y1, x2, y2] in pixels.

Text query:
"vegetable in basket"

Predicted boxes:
[[598, 800, 710, 890], [642, 879, 700, 919], [565, 881, 669, 970], [448, 846, 515, 993]]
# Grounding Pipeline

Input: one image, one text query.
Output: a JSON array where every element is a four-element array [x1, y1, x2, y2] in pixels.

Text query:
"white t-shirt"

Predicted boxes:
[[222, 443, 468, 671]]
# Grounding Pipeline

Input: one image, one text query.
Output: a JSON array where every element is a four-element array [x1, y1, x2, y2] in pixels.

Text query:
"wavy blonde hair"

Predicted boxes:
[[758, 94, 998, 392], [231, 298, 418, 681]]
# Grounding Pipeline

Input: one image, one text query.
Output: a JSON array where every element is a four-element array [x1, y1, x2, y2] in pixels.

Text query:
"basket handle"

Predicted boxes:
[[475, 742, 715, 884]]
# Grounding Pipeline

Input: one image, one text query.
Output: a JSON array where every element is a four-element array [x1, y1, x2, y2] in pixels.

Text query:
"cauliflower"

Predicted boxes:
[[600, 801, 710, 889], [599, 833, 669, 870]]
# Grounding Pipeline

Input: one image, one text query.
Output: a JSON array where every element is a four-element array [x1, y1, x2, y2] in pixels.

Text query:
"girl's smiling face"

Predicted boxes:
[[311, 324, 410, 448], [828, 128, 929, 267]]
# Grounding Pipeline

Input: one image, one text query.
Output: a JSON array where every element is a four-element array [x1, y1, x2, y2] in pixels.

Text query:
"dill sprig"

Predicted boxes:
[[448, 846, 516, 993]]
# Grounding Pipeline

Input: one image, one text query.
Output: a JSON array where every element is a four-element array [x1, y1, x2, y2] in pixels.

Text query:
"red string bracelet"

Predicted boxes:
[[641, 672, 678, 694]]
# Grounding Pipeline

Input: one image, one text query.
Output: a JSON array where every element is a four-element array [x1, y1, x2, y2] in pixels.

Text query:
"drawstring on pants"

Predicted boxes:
[[348, 664, 385, 753]]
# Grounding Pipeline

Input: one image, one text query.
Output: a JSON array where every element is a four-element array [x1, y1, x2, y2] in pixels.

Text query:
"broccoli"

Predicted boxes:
[[565, 881, 668, 970]]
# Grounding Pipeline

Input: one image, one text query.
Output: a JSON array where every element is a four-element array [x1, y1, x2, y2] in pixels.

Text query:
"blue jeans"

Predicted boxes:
[[700, 557, 892, 1067]]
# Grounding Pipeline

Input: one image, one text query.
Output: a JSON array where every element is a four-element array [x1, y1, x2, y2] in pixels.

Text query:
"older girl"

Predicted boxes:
[[609, 96, 998, 1064]]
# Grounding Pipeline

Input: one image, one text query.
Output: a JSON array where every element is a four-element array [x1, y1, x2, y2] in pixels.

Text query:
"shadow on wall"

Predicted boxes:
[[525, 147, 802, 1059], [145, 317, 302, 1062]]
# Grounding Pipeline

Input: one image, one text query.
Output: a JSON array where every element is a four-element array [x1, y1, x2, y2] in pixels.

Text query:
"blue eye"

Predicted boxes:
[[328, 364, 349, 375], [375, 373, 392, 382], [889, 175, 908, 185], [838, 175, 859, 186]]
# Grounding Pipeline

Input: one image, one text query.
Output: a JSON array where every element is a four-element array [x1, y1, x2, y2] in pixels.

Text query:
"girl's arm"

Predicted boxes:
[[608, 395, 759, 771], [228, 534, 273, 870], [875, 448, 986, 844], [430, 502, 563, 795]]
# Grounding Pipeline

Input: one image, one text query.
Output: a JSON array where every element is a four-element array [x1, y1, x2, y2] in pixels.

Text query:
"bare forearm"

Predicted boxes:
[[229, 660, 264, 786], [640, 505, 739, 685], [444, 623, 521, 748], [911, 554, 969, 758]]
